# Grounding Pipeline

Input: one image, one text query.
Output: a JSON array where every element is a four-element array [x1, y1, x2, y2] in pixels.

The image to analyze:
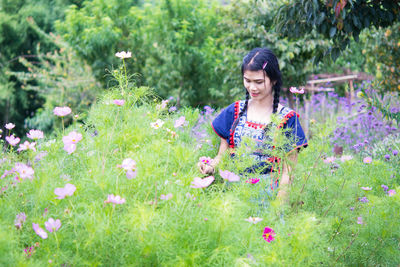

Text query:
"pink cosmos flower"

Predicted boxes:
[[5, 123, 15, 130], [14, 163, 34, 180], [174, 116, 187, 128], [156, 99, 169, 110], [323, 156, 336, 164], [63, 143, 76, 154], [245, 178, 260, 184], [160, 193, 173, 200], [361, 187, 372, 191], [115, 51, 132, 59], [119, 158, 137, 179], [150, 119, 165, 129], [53, 106, 72, 117], [120, 158, 136, 171], [388, 189, 396, 196], [32, 223, 48, 239], [340, 155, 353, 162], [104, 194, 126, 204], [14, 212, 27, 229], [126, 170, 137, 179], [289, 86, 305, 94], [199, 156, 212, 165], [54, 183, 76, 199], [62, 131, 82, 154], [357, 217, 363, 225], [6, 135, 20, 146], [62, 131, 82, 144], [263, 227, 276, 243], [363, 157, 372, 164], [190, 176, 215, 188], [17, 141, 36, 152], [45, 218, 61, 232], [27, 129, 44, 140], [113, 99, 125, 106], [244, 216, 263, 224], [219, 169, 240, 182]]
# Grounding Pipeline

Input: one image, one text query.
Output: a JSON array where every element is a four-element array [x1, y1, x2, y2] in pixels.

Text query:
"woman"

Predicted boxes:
[[198, 48, 307, 201]]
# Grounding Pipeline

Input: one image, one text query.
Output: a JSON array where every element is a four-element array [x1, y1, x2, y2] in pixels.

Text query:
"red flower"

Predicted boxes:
[[263, 227, 276, 243]]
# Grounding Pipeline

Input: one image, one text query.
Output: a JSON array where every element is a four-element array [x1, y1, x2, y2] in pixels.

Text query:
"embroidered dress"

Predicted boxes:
[[211, 100, 308, 207]]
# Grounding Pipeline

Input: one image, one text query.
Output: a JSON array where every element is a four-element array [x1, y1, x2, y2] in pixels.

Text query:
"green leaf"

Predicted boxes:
[[317, 12, 325, 25], [331, 47, 340, 62], [329, 27, 337, 38]]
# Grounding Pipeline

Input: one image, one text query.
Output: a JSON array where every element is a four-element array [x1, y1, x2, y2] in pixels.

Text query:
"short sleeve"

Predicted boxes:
[[211, 102, 236, 140], [283, 114, 308, 153]]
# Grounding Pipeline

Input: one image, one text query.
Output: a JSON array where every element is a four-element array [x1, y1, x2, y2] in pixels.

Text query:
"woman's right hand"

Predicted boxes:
[[197, 161, 215, 175]]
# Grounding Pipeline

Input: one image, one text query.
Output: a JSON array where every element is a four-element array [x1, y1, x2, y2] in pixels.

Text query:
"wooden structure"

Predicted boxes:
[[291, 71, 374, 136]]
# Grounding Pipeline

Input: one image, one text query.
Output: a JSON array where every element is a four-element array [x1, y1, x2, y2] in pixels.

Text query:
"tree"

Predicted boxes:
[[273, 0, 400, 61]]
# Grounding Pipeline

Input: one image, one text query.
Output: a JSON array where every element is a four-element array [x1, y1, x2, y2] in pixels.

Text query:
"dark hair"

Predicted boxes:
[[229, 48, 282, 145]]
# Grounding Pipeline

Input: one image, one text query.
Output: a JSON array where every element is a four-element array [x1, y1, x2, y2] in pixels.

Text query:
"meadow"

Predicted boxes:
[[1, 61, 399, 266]]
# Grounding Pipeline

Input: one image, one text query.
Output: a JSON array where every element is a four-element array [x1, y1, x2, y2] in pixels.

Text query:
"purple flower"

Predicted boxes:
[[358, 196, 369, 203], [357, 217, 363, 225], [381, 184, 389, 191], [388, 189, 396, 196], [45, 218, 61, 232], [32, 223, 48, 239], [14, 212, 27, 229], [349, 207, 354, 211], [219, 169, 240, 182], [54, 183, 76, 199], [384, 154, 391, 160], [393, 150, 398, 156], [169, 106, 177, 112]]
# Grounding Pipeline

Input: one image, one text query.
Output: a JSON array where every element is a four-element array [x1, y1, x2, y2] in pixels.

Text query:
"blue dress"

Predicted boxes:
[[211, 100, 308, 195]]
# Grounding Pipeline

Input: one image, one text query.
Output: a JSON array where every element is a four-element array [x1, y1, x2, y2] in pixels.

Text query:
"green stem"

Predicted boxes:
[[54, 231, 59, 252], [68, 198, 75, 211], [122, 59, 127, 95]]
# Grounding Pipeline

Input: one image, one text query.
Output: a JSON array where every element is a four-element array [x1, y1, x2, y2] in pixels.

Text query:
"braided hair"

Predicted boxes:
[[229, 48, 282, 145]]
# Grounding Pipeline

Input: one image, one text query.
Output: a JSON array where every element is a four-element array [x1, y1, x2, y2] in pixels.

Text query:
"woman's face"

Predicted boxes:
[[243, 70, 274, 101]]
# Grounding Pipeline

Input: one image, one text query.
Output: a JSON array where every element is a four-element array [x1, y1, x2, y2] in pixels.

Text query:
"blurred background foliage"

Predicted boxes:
[[0, 0, 399, 137]]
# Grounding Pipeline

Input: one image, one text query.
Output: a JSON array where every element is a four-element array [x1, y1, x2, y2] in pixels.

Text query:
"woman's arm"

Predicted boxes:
[[276, 151, 298, 200], [198, 138, 229, 174]]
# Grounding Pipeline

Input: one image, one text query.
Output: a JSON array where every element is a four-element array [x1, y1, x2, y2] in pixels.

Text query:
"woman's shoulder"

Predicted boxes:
[[278, 105, 295, 117], [220, 100, 246, 114]]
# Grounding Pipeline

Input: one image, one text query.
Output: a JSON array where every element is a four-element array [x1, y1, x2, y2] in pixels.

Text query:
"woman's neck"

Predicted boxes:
[[248, 97, 274, 113]]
